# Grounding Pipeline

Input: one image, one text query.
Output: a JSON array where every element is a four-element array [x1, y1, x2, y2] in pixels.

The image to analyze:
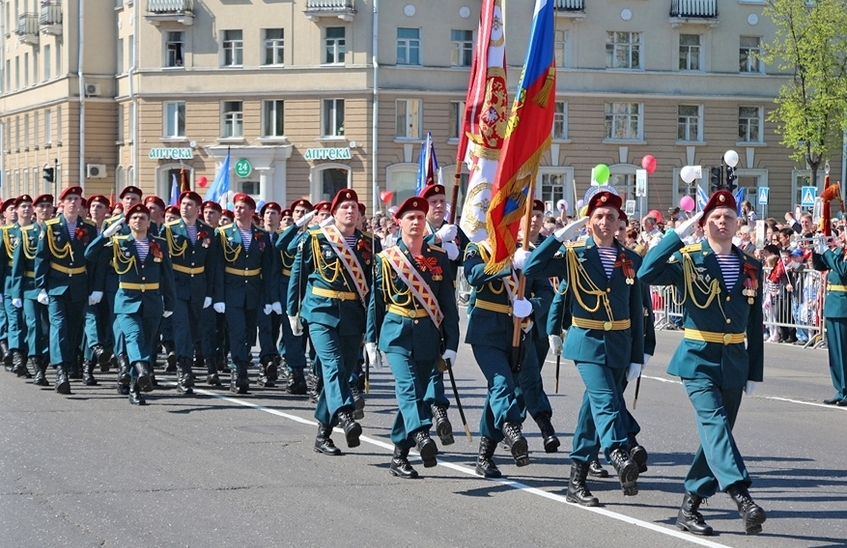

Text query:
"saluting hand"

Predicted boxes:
[[554, 216, 588, 243], [675, 212, 703, 239], [102, 218, 124, 238]]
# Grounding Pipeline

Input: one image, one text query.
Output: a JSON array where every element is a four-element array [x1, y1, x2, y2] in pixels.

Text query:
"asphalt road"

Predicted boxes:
[[2, 327, 845, 548]]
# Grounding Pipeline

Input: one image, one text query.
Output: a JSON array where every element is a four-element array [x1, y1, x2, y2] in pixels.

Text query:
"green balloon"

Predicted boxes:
[[594, 164, 610, 184]]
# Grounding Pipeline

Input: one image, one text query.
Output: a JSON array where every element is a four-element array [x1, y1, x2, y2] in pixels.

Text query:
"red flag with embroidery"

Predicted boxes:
[[485, 0, 556, 273]]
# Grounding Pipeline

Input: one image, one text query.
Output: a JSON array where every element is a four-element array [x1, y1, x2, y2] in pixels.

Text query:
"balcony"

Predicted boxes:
[[304, 0, 356, 22], [554, 0, 585, 19], [669, 0, 718, 27], [145, 0, 194, 26], [40, 1, 63, 36], [15, 13, 39, 45]]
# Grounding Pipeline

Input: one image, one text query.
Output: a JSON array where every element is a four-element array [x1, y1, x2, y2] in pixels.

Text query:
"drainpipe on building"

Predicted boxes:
[[371, 0, 379, 214], [77, 0, 85, 190]]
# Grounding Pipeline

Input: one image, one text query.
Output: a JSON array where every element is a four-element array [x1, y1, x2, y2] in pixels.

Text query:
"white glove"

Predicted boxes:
[[441, 349, 457, 364], [817, 237, 828, 255], [12, 298, 22, 309], [203, 296, 212, 309], [548, 334, 563, 356], [272, 301, 283, 315], [442, 241, 460, 261], [675, 212, 703, 239], [435, 224, 458, 243], [319, 215, 335, 228], [288, 315, 303, 336], [745, 380, 758, 396], [643, 354, 651, 368], [263, 304, 273, 315], [365, 342, 379, 365], [213, 302, 226, 314], [163, 310, 173, 318], [295, 210, 317, 228], [512, 297, 533, 319], [102, 217, 124, 238], [37, 289, 49, 306], [88, 291, 103, 306], [626, 362, 642, 382], [512, 248, 531, 271], [554, 216, 588, 242]]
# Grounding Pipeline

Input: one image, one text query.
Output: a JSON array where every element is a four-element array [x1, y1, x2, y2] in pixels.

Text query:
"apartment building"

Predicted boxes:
[[1, 0, 838, 217]]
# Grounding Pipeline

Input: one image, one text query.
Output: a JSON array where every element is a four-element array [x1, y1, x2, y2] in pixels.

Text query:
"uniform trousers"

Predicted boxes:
[[472, 344, 524, 443], [257, 310, 281, 359], [23, 298, 49, 360], [82, 300, 111, 360], [386, 352, 435, 449], [4, 296, 26, 351], [424, 369, 450, 409], [519, 338, 552, 419], [227, 304, 258, 363], [824, 318, 847, 401], [309, 322, 358, 427], [116, 307, 162, 375], [172, 296, 208, 360], [571, 362, 629, 464], [48, 292, 85, 367]]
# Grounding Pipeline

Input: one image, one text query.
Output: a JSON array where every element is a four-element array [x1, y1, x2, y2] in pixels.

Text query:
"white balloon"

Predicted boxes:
[[724, 149, 739, 168], [680, 165, 698, 184]]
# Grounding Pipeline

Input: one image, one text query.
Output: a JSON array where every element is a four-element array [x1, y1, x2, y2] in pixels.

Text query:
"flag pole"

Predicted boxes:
[[448, 163, 463, 225], [510, 171, 537, 359]]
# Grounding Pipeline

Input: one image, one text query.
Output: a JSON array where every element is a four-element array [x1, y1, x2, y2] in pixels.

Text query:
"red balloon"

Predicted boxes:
[[379, 190, 394, 204], [648, 209, 663, 223], [641, 155, 657, 175], [197, 175, 209, 188]]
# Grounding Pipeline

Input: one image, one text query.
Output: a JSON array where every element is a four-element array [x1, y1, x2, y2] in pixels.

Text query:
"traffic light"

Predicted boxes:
[[725, 165, 737, 192], [42, 166, 55, 183], [709, 167, 722, 191]]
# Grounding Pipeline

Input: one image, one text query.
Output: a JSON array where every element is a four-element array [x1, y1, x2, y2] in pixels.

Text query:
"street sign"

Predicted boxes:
[[800, 186, 817, 207], [757, 187, 769, 205], [234, 159, 252, 178], [635, 169, 647, 198]]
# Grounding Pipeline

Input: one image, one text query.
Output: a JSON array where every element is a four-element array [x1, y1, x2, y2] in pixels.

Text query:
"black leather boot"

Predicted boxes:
[[231, 361, 249, 394], [133, 361, 152, 392], [314, 423, 341, 455], [55, 365, 71, 395], [3, 344, 13, 372], [92, 344, 110, 372], [32, 357, 49, 386], [629, 435, 649, 473], [68, 357, 83, 380], [502, 422, 529, 467], [474, 436, 502, 478], [258, 355, 275, 387], [389, 446, 419, 479], [412, 430, 438, 468], [163, 341, 177, 372], [566, 462, 600, 506], [431, 405, 455, 446], [82, 359, 98, 386], [287, 367, 307, 395], [13, 351, 32, 378], [587, 459, 609, 478], [193, 350, 204, 370], [0, 339, 9, 369], [129, 378, 147, 406], [350, 382, 365, 420], [609, 447, 639, 496], [338, 409, 362, 448], [726, 483, 767, 535], [117, 354, 131, 395], [177, 357, 195, 395], [204, 356, 220, 386], [676, 492, 714, 536], [265, 355, 278, 383], [533, 413, 560, 453]]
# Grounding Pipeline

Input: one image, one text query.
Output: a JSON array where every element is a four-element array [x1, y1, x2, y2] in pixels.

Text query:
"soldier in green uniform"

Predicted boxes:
[[200, 200, 227, 382], [34, 186, 99, 394], [2, 196, 31, 378], [811, 228, 847, 406], [522, 190, 644, 505], [81, 194, 116, 379], [638, 190, 767, 536], [256, 201, 284, 387], [365, 196, 460, 478], [0, 198, 17, 370], [288, 189, 378, 456], [86, 203, 176, 405]]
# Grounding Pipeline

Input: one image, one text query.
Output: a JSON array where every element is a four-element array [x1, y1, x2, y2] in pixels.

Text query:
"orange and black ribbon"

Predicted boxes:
[[615, 253, 636, 284]]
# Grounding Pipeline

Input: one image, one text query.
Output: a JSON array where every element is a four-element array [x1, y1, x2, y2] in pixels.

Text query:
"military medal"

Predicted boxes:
[[615, 253, 636, 285], [741, 262, 759, 305]]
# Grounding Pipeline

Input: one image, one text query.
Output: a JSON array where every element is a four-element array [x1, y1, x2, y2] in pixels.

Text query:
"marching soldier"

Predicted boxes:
[[161, 191, 218, 395], [82, 195, 114, 377], [257, 201, 283, 386], [201, 200, 228, 378], [0, 198, 17, 369], [288, 189, 378, 455], [85, 203, 176, 405], [365, 197, 460, 478], [2, 196, 31, 378], [34, 186, 99, 393], [638, 190, 767, 536], [811, 228, 847, 406], [212, 193, 276, 394], [522, 190, 645, 505]]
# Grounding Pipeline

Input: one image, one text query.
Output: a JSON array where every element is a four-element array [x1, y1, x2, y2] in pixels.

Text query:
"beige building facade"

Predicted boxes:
[[1, 0, 842, 218]]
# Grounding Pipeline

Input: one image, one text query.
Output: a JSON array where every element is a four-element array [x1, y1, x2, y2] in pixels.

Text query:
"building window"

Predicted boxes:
[[41, 45, 50, 80], [738, 106, 763, 143], [223, 30, 243, 66], [555, 29, 569, 68], [448, 101, 465, 140], [677, 105, 702, 142], [540, 172, 567, 207], [604, 102, 642, 141], [263, 29, 284, 65], [5, 59, 9, 91], [23, 53, 29, 87], [116, 107, 123, 142], [325, 27, 346, 64], [397, 28, 421, 65], [451, 29, 473, 67], [33, 50, 38, 86], [24, 114, 29, 149], [164, 102, 186, 138], [117, 38, 124, 74], [128, 35, 134, 70], [606, 32, 641, 69], [56, 42, 62, 76], [166, 32, 184, 68], [33, 112, 39, 146], [45, 109, 52, 144], [739, 36, 762, 73], [322, 99, 344, 137], [553, 101, 568, 140], [396, 99, 422, 139], [221, 101, 243, 138], [679, 34, 701, 71], [262, 100, 285, 137], [57, 106, 62, 142]]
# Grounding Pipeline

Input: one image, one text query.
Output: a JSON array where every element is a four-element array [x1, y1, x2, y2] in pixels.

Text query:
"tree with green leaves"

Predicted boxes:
[[761, 0, 847, 187]]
